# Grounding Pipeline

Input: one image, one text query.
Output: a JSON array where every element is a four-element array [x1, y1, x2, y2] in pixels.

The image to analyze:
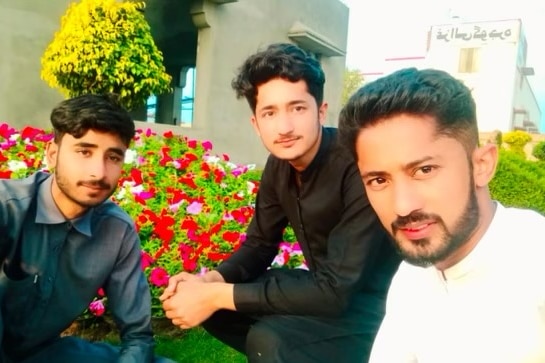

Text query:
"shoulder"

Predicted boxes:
[[495, 203, 545, 225], [93, 199, 136, 230], [323, 127, 358, 170], [0, 172, 49, 203], [491, 203, 545, 242]]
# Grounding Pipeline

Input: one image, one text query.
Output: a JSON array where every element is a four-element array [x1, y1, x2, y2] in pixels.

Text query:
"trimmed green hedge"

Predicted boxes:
[[490, 149, 545, 214]]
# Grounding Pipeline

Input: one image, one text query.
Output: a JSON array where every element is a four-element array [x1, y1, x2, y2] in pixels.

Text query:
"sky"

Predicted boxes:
[[340, 0, 545, 129]]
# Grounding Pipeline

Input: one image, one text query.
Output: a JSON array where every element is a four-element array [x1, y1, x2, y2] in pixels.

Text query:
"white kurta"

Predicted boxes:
[[370, 203, 545, 363]]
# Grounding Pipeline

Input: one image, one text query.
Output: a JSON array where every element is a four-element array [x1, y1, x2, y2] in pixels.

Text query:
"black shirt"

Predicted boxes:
[[216, 127, 401, 317]]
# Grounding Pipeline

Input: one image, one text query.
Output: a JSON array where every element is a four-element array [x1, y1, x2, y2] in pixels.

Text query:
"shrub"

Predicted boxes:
[[532, 140, 545, 161], [41, 0, 172, 110], [0, 123, 305, 319], [489, 149, 545, 214], [502, 130, 532, 158]]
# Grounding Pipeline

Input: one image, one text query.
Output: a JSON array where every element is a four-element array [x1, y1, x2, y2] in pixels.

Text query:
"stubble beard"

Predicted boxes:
[[55, 164, 115, 210]]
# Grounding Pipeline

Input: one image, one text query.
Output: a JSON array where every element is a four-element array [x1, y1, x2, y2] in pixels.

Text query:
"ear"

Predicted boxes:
[[318, 102, 328, 125], [250, 114, 261, 137], [45, 141, 59, 170], [472, 143, 498, 187]]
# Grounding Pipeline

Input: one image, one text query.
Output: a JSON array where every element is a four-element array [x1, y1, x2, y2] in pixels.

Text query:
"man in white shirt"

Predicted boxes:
[[338, 68, 545, 363]]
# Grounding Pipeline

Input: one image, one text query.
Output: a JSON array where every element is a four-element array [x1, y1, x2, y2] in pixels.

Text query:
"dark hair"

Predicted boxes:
[[231, 43, 325, 112], [338, 68, 478, 159], [50, 94, 135, 146]]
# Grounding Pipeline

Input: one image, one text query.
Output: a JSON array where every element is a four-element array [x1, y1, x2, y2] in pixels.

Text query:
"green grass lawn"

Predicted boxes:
[[75, 317, 246, 363], [155, 328, 246, 363]]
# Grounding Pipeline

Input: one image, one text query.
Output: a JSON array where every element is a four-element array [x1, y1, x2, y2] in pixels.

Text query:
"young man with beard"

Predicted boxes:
[[338, 68, 545, 363], [161, 43, 401, 362], [0, 94, 174, 363]]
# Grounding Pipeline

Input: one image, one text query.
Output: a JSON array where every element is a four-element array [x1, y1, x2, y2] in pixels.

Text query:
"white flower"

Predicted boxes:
[[247, 181, 256, 193], [124, 149, 137, 164], [7, 160, 27, 172]]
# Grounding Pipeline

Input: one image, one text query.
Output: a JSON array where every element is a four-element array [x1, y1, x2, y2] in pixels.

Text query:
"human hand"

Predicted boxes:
[[162, 281, 227, 329], [159, 271, 202, 302]]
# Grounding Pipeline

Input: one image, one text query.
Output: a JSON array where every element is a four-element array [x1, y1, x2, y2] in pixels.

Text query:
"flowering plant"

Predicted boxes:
[[0, 123, 306, 318]]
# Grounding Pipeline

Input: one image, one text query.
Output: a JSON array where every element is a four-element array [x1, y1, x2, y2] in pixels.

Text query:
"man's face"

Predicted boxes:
[[46, 129, 127, 218], [251, 78, 327, 170], [355, 114, 480, 268]]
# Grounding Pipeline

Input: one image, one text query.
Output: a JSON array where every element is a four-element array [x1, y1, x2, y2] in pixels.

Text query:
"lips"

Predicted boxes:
[[398, 222, 435, 240]]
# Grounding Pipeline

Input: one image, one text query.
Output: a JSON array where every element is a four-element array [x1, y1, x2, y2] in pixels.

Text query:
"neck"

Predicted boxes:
[[50, 176, 87, 220]]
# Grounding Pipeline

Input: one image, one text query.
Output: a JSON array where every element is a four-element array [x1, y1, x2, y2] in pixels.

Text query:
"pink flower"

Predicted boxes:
[[89, 299, 105, 317], [202, 140, 213, 151], [141, 251, 154, 270], [186, 201, 203, 215], [149, 267, 169, 287]]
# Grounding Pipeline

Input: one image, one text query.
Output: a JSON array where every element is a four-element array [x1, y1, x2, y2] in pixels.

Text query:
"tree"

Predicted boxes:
[[341, 68, 365, 106], [41, 0, 172, 110]]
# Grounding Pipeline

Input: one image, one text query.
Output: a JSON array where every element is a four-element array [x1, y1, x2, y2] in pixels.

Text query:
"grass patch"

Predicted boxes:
[[66, 317, 245, 362], [155, 328, 246, 363]]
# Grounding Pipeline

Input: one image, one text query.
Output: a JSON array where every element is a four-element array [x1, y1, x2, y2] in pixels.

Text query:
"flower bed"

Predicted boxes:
[[0, 122, 305, 318]]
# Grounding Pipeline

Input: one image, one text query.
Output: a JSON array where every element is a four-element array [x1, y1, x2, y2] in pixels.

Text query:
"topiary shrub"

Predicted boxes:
[[502, 130, 532, 158], [41, 0, 172, 110]]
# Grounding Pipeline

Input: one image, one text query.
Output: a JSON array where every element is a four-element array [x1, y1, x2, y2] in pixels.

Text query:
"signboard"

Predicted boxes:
[[430, 20, 520, 46]]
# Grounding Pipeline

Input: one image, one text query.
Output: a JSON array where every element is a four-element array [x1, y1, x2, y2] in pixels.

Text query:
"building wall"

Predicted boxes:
[[0, 0, 349, 168], [181, 0, 348, 167], [0, 0, 71, 129], [427, 19, 524, 133], [512, 69, 541, 132], [362, 18, 541, 135]]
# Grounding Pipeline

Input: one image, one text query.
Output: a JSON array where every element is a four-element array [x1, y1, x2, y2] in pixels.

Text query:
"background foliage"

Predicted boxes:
[[341, 68, 365, 106], [0, 123, 305, 319], [41, 0, 172, 110]]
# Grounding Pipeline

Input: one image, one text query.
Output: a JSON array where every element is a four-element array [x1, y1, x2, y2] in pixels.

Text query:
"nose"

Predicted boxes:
[[277, 111, 295, 135], [392, 180, 422, 217], [88, 158, 107, 180]]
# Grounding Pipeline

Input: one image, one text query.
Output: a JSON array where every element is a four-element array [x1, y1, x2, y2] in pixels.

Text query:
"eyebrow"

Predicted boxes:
[[74, 142, 125, 157], [361, 156, 435, 179], [257, 100, 308, 113]]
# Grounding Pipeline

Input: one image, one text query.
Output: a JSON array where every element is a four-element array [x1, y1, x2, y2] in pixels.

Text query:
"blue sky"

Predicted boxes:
[[341, 0, 545, 130]]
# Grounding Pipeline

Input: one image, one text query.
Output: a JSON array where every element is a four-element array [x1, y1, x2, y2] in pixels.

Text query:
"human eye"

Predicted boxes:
[[365, 177, 389, 191], [413, 165, 437, 178], [77, 149, 91, 157], [293, 105, 307, 113], [260, 110, 275, 119], [107, 153, 123, 164]]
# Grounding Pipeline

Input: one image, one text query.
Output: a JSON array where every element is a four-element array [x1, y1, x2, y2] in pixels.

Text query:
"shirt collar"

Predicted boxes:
[[35, 174, 93, 237], [440, 201, 500, 281]]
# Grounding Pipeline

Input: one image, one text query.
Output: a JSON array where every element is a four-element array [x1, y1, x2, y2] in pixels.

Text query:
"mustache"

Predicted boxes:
[[274, 135, 301, 143], [77, 180, 111, 190], [391, 211, 440, 231]]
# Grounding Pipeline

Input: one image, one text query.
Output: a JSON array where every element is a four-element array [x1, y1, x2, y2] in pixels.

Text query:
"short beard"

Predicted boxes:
[[391, 182, 480, 268]]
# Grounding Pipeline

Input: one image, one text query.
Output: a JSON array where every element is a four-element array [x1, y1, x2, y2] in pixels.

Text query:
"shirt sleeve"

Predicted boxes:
[[215, 157, 289, 283], [104, 225, 155, 363], [218, 157, 400, 317]]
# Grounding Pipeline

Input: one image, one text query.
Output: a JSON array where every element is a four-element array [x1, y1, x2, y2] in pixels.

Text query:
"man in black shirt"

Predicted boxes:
[[161, 43, 401, 362]]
